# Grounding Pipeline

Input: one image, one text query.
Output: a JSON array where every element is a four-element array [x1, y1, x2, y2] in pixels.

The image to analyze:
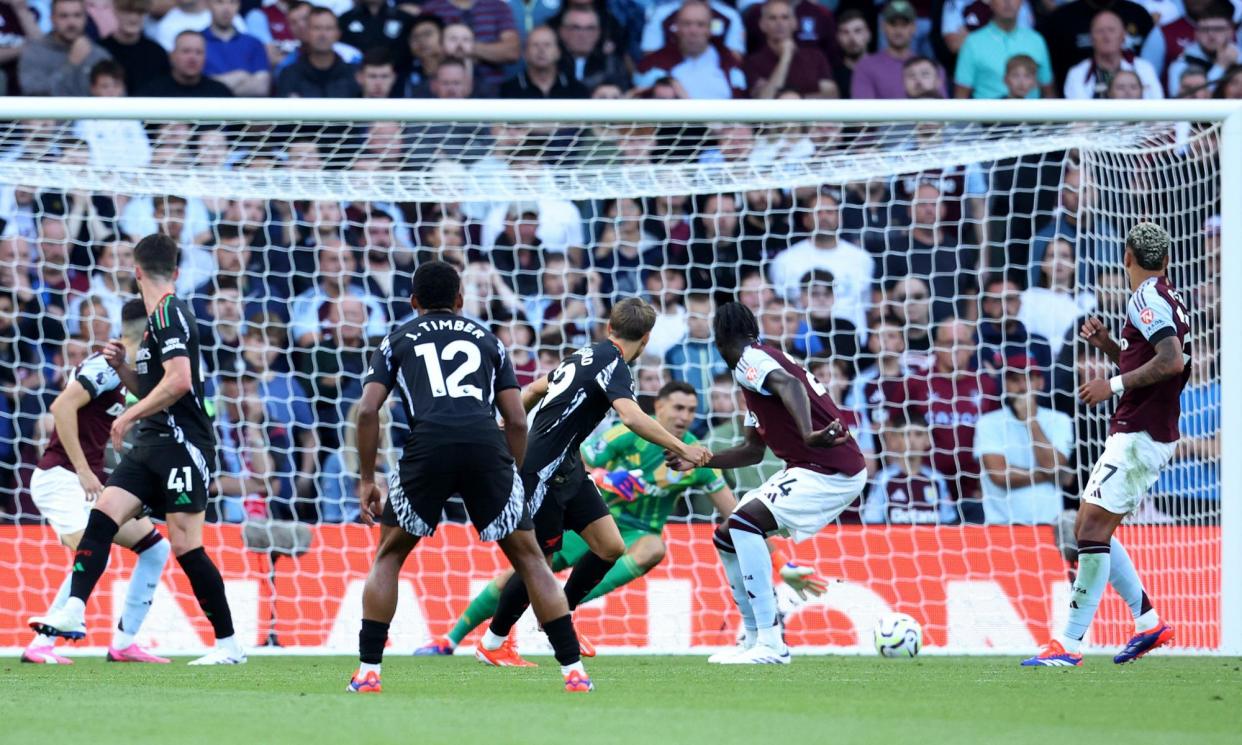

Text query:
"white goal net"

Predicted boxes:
[[0, 101, 1236, 655]]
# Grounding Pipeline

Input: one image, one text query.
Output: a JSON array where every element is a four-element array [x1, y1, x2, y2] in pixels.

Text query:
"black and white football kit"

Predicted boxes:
[[364, 311, 528, 541], [524, 340, 636, 553], [108, 293, 217, 517]]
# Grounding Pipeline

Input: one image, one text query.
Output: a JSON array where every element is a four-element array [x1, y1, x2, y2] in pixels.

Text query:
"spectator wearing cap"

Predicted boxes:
[[99, 0, 169, 94], [136, 30, 235, 96], [555, 5, 629, 91], [417, 0, 519, 93], [641, 0, 746, 58], [338, 0, 413, 54], [203, 0, 271, 96], [744, 0, 837, 98], [852, 0, 944, 99], [832, 8, 870, 98], [635, 0, 746, 98], [276, 6, 361, 96], [955, 0, 1053, 98], [1041, 0, 1153, 87], [1064, 9, 1163, 98], [769, 188, 873, 331], [19, 0, 111, 96], [500, 24, 587, 97], [1165, 2, 1238, 96], [973, 352, 1072, 525]]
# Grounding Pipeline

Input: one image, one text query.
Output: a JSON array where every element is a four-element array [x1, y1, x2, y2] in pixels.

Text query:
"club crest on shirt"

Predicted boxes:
[[1119, 338, 1130, 351], [1140, 308, 1155, 325], [745, 366, 758, 383]]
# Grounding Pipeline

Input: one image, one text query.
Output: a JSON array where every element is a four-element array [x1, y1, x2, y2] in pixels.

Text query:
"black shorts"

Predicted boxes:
[[381, 441, 531, 541], [107, 440, 215, 519], [524, 454, 610, 554]]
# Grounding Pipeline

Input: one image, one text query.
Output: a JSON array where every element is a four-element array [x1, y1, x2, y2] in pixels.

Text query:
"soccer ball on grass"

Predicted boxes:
[[873, 613, 922, 658]]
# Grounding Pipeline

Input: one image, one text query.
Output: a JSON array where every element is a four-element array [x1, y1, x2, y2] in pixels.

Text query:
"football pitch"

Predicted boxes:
[[3, 655, 1239, 745]]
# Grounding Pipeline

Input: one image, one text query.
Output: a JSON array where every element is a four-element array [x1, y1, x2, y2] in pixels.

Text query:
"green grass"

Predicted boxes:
[[2, 656, 1240, 745]]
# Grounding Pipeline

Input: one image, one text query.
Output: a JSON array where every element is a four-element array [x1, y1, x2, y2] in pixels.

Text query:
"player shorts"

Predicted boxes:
[[382, 441, 531, 541], [525, 456, 611, 554], [1081, 431, 1178, 516], [30, 466, 90, 536], [551, 524, 655, 572], [737, 466, 868, 542], [107, 441, 214, 518]]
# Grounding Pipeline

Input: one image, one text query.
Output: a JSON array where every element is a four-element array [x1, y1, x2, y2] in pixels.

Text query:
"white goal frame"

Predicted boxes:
[[1, 97, 1239, 656]]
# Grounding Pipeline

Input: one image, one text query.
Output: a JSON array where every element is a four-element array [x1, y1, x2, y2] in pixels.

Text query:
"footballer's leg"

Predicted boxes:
[[1110, 537, 1172, 663], [717, 500, 789, 664], [169, 511, 245, 665], [710, 523, 759, 663], [106, 518, 171, 663], [577, 533, 666, 606], [24, 467, 88, 662], [349, 524, 420, 693], [30, 486, 143, 641], [415, 569, 515, 656]]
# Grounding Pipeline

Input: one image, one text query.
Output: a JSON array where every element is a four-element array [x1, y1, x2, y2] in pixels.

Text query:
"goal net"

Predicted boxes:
[[0, 102, 1234, 655]]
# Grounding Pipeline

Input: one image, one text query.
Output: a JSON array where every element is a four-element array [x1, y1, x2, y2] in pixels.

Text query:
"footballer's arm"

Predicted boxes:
[[612, 396, 710, 466], [354, 381, 390, 525], [764, 369, 848, 447], [694, 426, 767, 470], [48, 380, 105, 500], [102, 339, 140, 393], [110, 356, 192, 451], [521, 375, 549, 412], [496, 387, 528, 469]]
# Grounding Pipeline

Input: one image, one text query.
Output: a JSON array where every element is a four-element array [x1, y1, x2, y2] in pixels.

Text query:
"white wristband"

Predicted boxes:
[[1109, 375, 1125, 396]]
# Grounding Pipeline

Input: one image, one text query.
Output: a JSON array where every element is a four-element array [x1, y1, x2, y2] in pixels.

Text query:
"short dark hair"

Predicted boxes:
[[657, 380, 697, 400], [713, 301, 760, 347], [412, 260, 461, 310], [215, 223, 243, 242], [902, 55, 937, 71], [885, 405, 927, 430], [608, 297, 658, 341], [121, 298, 147, 326], [409, 13, 444, 32], [90, 60, 125, 86], [837, 8, 866, 25], [801, 268, 835, 288], [437, 56, 468, 75], [362, 45, 394, 68], [308, 5, 337, 21], [1198, 1, 1235, 23], [133, 233, 179, 280]]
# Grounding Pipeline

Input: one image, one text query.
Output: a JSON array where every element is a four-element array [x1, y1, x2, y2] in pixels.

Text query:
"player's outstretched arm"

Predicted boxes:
[[496, 388, 528, 469], [671, 425, 766, 471], [354, 381, 389, 525], [612, 396, 711, 466], [110, 356, 192, 451], [1079, 316, 1121, 365], [48, 381, 104, 501], [521, 375, 549, 413], [764, 368, 849, 447]]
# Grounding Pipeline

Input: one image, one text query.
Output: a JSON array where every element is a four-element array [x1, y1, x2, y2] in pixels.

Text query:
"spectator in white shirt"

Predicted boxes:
[[155, 0, 246, 51], [642, 267, 689, 358], [1018, 237, 1097, 358], [974, 353, 1072, 524], [769, 187, 874, 331], [1064, 9, 1164, 98], [74, 60, 153, 169], [634, 0, 747, 98]]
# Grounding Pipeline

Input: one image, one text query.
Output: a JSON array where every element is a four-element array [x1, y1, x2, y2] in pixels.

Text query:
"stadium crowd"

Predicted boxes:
[[0, 0, 1228, 528]]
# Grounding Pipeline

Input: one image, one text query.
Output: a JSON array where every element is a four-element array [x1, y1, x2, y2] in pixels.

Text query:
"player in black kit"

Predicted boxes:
[[474, 298, 712, 667], [35, 233, 243, 665], [347, 261, 593, 693]]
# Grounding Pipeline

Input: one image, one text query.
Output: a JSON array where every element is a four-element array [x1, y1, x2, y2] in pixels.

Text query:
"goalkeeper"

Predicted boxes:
[[418, 381, 827, 657]]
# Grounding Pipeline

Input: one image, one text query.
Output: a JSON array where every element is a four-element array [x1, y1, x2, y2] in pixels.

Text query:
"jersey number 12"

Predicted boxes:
[[414, 341, 483, 400]]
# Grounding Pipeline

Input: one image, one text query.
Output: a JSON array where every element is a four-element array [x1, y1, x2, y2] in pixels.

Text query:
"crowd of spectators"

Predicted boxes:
[[0, 0, 1229, 528]]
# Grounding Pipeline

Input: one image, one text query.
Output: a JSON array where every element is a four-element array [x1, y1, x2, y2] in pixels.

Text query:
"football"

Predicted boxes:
[[874, 613, 922, 658]]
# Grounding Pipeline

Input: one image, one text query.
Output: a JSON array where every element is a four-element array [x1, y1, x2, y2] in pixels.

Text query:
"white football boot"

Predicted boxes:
[[717, 643, 791, 665]]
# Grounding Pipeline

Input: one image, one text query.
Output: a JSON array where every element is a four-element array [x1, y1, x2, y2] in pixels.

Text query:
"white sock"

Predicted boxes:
[[48, 573, 72, 613], [216, 635, 242, 656], [31, 633, 56, 647], [1060, 546, 1111, 653], [729, 527, 777, 629], [481, 629, 507, 651], [717, 547, 756, 635], [1135, 608, 1160, 632], [757, 624, 784, 650], [63, 597, 86, 618], [359, 661, 381, 676], [741, 626, 757, 649], [1107, 538, 1153, 627], [114, 537, 169, 649], [560, 661, 586, 677]]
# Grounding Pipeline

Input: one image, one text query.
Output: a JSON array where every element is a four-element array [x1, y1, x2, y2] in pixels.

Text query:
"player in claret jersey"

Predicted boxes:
[[32, 233, 242, 666], [25, 300, 171, 665], [1024, 223, 1190, 667], [668, 302, 866, 665]]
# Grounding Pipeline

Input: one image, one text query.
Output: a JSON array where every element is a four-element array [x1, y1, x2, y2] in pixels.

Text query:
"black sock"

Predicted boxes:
[[563, 552, 617, 611], [488, 573, 531, 637], [70, 510, 120, 602], [359, 619, 390, 664], [543, 614, 580, 666], [1140, 591, 1154, 615], [176, 547, 235, 639]]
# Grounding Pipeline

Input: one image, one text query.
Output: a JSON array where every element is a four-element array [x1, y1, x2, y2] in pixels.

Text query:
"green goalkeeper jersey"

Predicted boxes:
[[582, 419, 727, 534]]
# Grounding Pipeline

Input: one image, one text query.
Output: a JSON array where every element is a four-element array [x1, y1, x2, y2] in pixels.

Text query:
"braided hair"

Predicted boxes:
[[713, 301, 760, 349]]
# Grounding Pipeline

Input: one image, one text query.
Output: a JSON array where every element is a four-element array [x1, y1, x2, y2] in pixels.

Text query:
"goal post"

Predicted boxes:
[[0, 98, 1237, 656]]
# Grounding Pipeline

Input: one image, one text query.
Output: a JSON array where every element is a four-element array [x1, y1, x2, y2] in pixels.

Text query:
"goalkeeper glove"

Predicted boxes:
[[590, 468, 646, 502], [779, 562, 828, 601]]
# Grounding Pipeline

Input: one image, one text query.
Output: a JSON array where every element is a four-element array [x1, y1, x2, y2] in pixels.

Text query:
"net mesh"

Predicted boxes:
[[0, 116, 1223, 654]]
